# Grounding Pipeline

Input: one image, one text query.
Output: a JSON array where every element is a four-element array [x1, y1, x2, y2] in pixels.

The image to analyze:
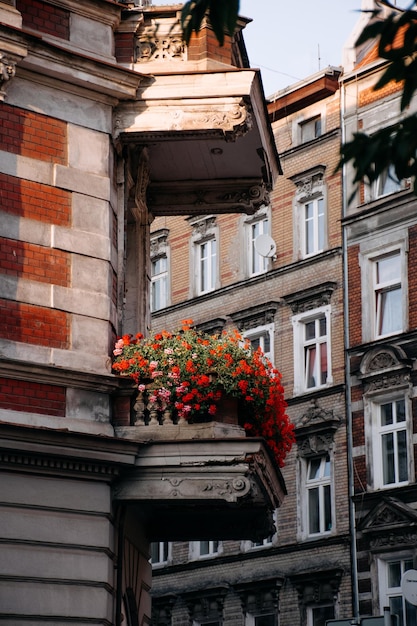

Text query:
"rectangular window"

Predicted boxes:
[[376, 165, 403, 198], [150, 541, 171, 566], [307, 605, 335, 626], [300, 116, 322, 143], [379, 558, 417, 626], [373, 252, 403, 337], [198, 239, 216, 294], [304, 315, 328, 390], [306, 454, 332, 536], [151, 256, 168, 312], [246, 614, 276, 626], [199, 540, 220, 557], [377, 399, 409, 487], [293, 306, 332, 395], [244, 324, 274, 365], [304, 197, 324, 256], [250, 217, 270, 275]]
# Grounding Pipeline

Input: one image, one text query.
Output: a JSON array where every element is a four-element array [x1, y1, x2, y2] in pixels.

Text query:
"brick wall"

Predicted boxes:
[[0, 174, 71, 225], [0, 238, 70, 287], [16, 0, 70, 39], [0, 299, 70, 349], [0, 104, 67, 164], [0, 377, 66, 416]]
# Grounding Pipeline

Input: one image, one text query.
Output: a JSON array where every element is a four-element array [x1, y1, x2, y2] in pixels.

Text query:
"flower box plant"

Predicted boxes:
[[112, 320, 294, 467]]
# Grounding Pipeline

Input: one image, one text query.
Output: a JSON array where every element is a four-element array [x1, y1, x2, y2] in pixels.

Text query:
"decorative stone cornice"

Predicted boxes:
[[148, 179, 270, 216], [112, 439, 286, 540], [150, 228, 169, 257], [290, 164, 326, 200], [290, 567, 343, 605], [359, 497, 417, 550], [295, 400, 341, 456], [283, 282, 336, 314], [115, 99, 251, 139], [359, 345, 412, 394], [230, 302, 280, 332]]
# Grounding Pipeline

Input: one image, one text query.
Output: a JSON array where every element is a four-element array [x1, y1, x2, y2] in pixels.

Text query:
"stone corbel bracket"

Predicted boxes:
[[113, 438, 286, 540], [0, 34, 28, 101]]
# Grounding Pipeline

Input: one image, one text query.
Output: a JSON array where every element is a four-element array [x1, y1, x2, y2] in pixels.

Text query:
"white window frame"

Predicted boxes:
[[365, 164, 407, 202], [306, 604, 335, 626], [366, 393, 413, 491], [244, 207, 272, 277], [245, 613, 277, 626], [150, 541, 172, 567], [292, 305, 332, 395], [243, 323, 274, 365], [189, 216, 219, 297], [359, 234, 408, 343], [378, 555, 417, 626], [151, 255, 168, 312], [292, 166, 327, 261], [189, 540, 223, 561], [197, 237, 217, 295], [372, 250, 403, 339], [302, 196, 325, 257], [305, 454, 332, 537], [299, 115, 322, 144], [298, 452, 334, 540]]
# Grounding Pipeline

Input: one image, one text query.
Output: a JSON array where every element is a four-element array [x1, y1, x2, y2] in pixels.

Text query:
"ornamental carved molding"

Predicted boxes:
[[359, 346, 412, 393], [230, 302, 279, 332], [235, 578, 283, 615], [135, 34, 185, 63], [0, 51, 17, 101], [149, 181, 270, 216], [360, 497, 417, 550], [113, 472, 254, 504], [290, 165, 326, 200], [283, 282, 336, 315], [369, 530, 417, 550], [296, 400, 341, 456], [190, 216, 217, 239], [150, 229, 169, 258]]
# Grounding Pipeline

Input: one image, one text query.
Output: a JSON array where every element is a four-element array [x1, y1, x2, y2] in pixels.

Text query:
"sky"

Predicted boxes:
[[238, 0, 363, 97]]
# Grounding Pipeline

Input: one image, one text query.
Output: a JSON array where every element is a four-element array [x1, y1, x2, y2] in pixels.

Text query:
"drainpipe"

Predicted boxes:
[[340, 74, 360, 619]]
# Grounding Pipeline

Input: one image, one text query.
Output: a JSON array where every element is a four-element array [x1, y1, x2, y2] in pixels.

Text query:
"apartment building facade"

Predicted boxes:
[[341, 5, 417, 624], [0, 2, 284, 623], [149, 67, 352, 626]]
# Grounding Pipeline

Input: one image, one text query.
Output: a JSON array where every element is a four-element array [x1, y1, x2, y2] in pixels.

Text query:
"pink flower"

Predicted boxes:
[[149, 361, 158, 370]]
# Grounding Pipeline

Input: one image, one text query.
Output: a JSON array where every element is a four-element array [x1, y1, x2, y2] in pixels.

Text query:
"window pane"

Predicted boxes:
[[312, 605, 334, 626], [378, 287, 402, 335], [324, 484, 332, 531], [319, 316, 326, 336], [318, 198, 325, 251], [381, 402, 393, 426], [382, 432, 395, 484], [396, 399, 406, 422], [397, 429, 408, 482], [308, 458, 321, 480], [255, 615, 275, 626], [305, 320, 316, 340], [320, 341, 327, 385], [377, 254, 401, 283], [308, 487, 320, 534], [306, 346, 317, 388], [200, 540, 209, 555]]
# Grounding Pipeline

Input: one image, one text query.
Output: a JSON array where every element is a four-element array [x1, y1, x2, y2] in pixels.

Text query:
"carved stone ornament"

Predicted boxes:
[[0, 52, 17, 101], [150, 229, 169, 257], [290, 165, 326, 201], [359, 346, 412, 393], [283, 282, 336, 315], [290, 568, 343, 605], [136, 34, 185, 62], [295, 400, 341, 456], [230, 302, 279, 332], [190, 216, 216, 239], [360, 497, 417, 550], [235, 579, 283, 615]]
